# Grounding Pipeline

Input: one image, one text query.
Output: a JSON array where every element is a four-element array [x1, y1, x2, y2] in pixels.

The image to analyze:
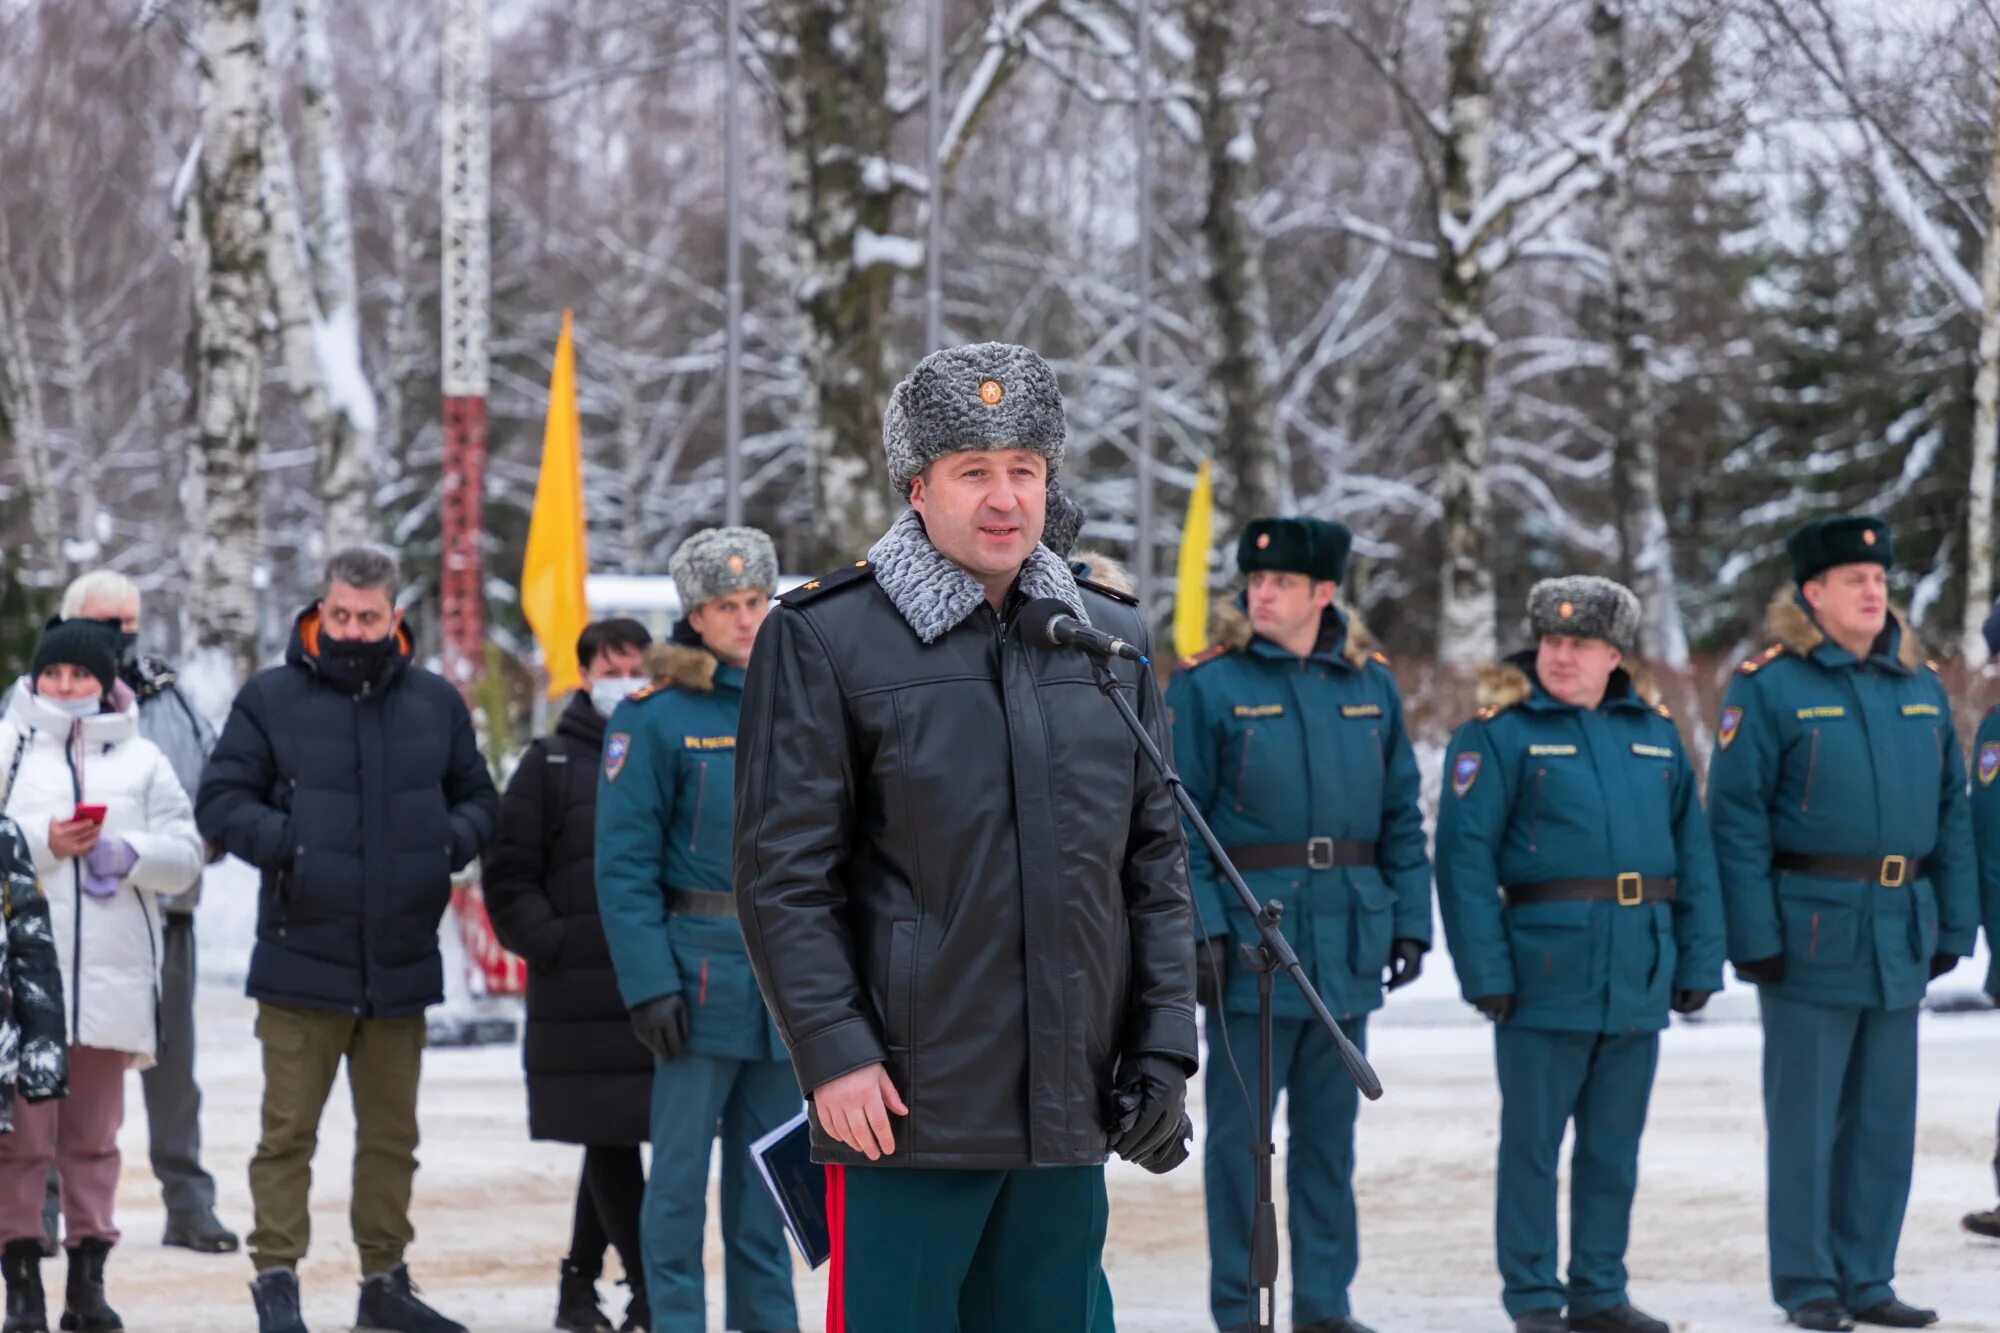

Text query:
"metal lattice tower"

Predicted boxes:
[[440, 0, 490, 688]]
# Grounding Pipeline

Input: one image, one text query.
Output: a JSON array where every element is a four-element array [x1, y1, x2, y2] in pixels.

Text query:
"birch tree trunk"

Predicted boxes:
[[1437, 0, 1498, 666], [1594, 0, 1687, 667], [768, 0, 899, 565], [1962, 70, 2000, 666], [0, 220, 60, 574], [294, 0, 377, 548], [1189, 0, 1290, 531], [187, 0, 270, 682]]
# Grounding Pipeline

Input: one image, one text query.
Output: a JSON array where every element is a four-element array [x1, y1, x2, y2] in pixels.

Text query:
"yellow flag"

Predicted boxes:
[[521, 310, 590, 698], [1174, 459, 1215, 659]]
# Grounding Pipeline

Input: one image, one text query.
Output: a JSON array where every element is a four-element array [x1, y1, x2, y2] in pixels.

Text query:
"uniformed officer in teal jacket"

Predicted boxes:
[[1436, 575, 1724, 1333], [1166, 516, 1430, 1333], [1964, 600, 2000, 1243], [1707, 515, 1977, 1333], [596, 527, 800, 1333]]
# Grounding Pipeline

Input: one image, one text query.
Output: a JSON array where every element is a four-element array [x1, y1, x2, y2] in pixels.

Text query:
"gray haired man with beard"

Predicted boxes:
[[735, 342, 1198, 1333]]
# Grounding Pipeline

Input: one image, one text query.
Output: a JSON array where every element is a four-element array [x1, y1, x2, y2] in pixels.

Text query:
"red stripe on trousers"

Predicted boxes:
[[826, 1162, 847, 1332]]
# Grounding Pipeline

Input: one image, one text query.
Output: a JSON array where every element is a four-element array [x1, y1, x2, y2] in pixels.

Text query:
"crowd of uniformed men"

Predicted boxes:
[[544, 338, 1999, 1333], [37, 338, 1981, 1333]]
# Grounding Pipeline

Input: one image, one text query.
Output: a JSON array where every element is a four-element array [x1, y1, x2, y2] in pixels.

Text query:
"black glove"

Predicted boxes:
[[1384, 938, 1426, 991], [1733, 955, 1785, 986], [1471, 993, 1514, 1023], [1130, 1112, 1194, 1175], [1195, 938, 1227, 1010], [1671, 989, 1712, 1015], [629, 994, 689, 1064], [1107, 1055, 1189, 1163], [1929, 953, 1960, 980]]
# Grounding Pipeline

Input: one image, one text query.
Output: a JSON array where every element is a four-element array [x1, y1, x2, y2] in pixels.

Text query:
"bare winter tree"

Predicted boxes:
[[187, 0, 271, 682]]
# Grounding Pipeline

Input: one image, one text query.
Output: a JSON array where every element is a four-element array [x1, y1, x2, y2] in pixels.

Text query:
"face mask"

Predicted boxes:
[[318, 632, 397, 687], [591, 677, 647, 717], [41, 694, 102, 720]]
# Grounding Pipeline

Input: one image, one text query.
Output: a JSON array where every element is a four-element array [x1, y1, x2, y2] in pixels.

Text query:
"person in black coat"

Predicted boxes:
[[485, 618, 655, 1333], [196, 547, 499, 1333]]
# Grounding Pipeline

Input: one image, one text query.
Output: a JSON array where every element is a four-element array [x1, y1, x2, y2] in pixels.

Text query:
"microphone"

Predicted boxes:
[[1018, 598, 1148, 664]]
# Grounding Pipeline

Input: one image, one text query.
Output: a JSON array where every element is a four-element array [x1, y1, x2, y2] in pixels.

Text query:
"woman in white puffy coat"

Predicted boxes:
[[0, 617, 202, 1332]]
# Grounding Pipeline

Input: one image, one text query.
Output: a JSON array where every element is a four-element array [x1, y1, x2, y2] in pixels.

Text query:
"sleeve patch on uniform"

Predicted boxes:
[[1341, 704, 1383, 718], [1901, 703, 1940, 718], [1233, 704, 1284, 719], [1631, 743, 1674, 759], [1795, 706, 1845, 720], [1527, 743, 1577, 757], [1718, 706, 1743, 749], [1980, 742, 2000, 787], [604, 733, 632, 781], [683, 735, 737, 751], [1452, 751, 1482, 797]]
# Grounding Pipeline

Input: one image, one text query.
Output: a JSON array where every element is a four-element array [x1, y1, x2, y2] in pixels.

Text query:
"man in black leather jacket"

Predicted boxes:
[[734, 342, 1197, 1333]]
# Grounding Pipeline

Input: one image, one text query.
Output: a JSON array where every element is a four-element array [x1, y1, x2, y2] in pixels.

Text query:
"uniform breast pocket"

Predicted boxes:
[[1777, 875, 1862, 967]]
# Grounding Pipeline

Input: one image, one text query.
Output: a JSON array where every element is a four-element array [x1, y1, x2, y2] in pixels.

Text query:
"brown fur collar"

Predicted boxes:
[[1763, 588, 1923, 671], [1072, 549, 1134, 595], [1476, 659, 1661, 713], [1208, 599, 1377, 670], [645, 643, 717, 693]]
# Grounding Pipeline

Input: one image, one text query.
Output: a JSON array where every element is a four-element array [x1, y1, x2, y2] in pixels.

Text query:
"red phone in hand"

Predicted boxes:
[[72, 804, 107, 826]]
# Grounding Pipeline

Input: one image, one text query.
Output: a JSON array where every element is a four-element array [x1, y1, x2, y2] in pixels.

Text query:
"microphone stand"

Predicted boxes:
[[1088, 658, 1381, 1333]]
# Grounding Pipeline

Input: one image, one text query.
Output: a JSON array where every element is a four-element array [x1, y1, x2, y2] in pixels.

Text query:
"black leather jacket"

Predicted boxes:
[[734, 555, 1197, 1169]]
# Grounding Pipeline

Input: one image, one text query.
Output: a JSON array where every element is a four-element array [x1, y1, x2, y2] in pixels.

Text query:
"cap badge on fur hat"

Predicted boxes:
[[1863, 529, 1877, 546], [1559, 602, 1574, 619], [979, 379, 1004, 405], [728, 554, 745, 573], [1257, 533, 1271, 550]]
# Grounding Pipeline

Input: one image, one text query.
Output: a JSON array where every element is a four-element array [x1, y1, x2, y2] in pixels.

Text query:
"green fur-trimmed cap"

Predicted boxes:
[[1235, 516, 1351, 585], [1528, 576, 1641, 653], [668, 526, 779, 611], [883, 342, 1067, 497], [1787, 514, 1892, 586]]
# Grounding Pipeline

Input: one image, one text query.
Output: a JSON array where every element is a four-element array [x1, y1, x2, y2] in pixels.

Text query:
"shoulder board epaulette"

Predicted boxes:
[[1736, 644, 1784, 675], [1475, 705, 1500, 721], [1370, 650, 1390, 667], [777, 560, 875, 607], [1655, 702, 1673, 719], [1927, 659, 1943, 675], [1175, 644, 1231, 672], [626, 680, 668, 704], [1076, 576, 1138, 607]]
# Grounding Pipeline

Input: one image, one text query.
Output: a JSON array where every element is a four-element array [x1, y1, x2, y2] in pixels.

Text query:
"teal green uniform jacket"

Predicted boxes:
[[1164, 603, 1431, 1021], [1706, 595, 1977, 1010], [595, 643, 781, 1061], [1435, 656, 1725, 1032], [1958, 706, 2000, 997]]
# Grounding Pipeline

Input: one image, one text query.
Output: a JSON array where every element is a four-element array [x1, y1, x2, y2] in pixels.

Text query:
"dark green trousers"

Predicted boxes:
[[246, 1003, 426, 1275], [829, 1164, 1109, 1332]]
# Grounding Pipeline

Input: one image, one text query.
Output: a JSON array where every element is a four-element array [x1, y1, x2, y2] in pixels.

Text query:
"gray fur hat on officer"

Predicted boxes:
[[883, 342, 1067, 497], [1042, 481, 1086, 560], [669, 526, 778, 611], [1528, 576, 1641, 654]]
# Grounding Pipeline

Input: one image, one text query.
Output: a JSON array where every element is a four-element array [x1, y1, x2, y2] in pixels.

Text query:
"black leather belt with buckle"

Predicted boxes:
[[1225, 839, 1378, 872], [1503, 874, 1678, 907], [1773, 851, 1927, 888]]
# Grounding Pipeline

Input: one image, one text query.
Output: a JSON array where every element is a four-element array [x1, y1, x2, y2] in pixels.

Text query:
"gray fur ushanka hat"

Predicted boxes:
[[669, 526, 779, 611], [1042, 480, 1086, 559], [883, 342, 1067, 497], [1527, 576, 1641, 654]]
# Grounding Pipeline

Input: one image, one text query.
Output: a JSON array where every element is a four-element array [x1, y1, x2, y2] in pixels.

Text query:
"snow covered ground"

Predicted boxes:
[[92, 869, 1999, 1332]]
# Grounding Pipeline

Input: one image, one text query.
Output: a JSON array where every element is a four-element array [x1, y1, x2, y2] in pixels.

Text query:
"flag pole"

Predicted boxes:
[[723, 0, 745, 527]]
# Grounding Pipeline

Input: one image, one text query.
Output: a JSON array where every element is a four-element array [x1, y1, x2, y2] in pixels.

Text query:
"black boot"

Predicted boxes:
[[1854, 1299, 1939, 1328], [554, 1260, 609, 1333], [1569, 1304, 1669, 1333], [1790, 1299, 1856, 1332], [163, 1207, 240, 1255], [250, 1268, 310, 1333], [3, 1239, 46, 1333], [1516, 1312, 1568, 1333], [616, 1278, 648, 1333], [1965, 1207, 2000, 1238], [354, 1265, 466, 1333], [56, 1240, 118, 1333], [1298, 1319, 1379, 1333]]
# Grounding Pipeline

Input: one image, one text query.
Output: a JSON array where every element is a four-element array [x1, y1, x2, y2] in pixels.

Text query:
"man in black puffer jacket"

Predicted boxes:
[[484, 617, 655, 1333], [735, 343, 1197, 1333], [197, 546, 498, 1333]]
